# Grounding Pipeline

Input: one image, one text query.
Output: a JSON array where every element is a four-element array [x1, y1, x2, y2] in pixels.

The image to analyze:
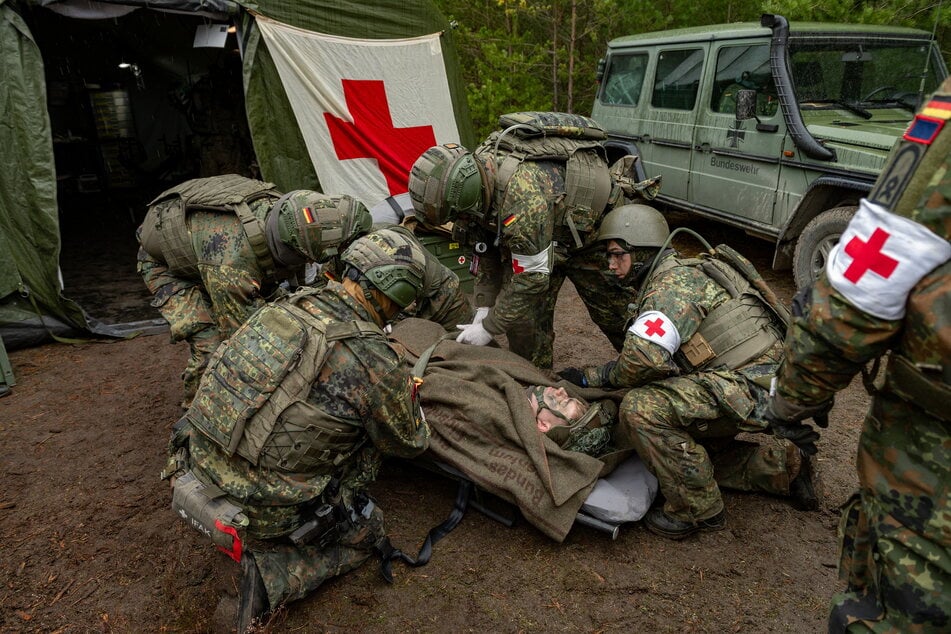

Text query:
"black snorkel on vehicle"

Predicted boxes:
[[762, 13, 836, 161]]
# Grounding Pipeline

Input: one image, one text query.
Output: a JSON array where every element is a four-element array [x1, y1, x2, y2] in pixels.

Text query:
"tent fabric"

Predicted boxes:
[[1, 0, 473, 348], [239, 0, 474, 194], [0, 0, 88, 346], [37, 0, 236, 19], [256, 17, 459, 208]]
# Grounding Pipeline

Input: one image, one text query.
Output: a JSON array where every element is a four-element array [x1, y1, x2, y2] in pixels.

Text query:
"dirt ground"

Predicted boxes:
[[0, 213, 869, 633]]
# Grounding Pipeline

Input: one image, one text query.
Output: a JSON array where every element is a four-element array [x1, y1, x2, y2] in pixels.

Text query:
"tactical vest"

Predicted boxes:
[[185, 287, 386, 474], [654, 246, 789, 372], [475, 112, 613, 249], [139, 174, 282, 278]]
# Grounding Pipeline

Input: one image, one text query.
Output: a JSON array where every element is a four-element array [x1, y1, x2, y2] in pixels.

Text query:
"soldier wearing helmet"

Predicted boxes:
[[136, 174, 372, 407], [165, 230, 431, 632], [408, 112, 659, 369], [558, 204, 817, 539]]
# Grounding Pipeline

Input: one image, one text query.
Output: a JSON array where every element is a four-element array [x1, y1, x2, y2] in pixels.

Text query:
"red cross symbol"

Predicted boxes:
[[644, 318, 666, 337], [324, 80, 437, 194], [512, 259, 525, 274], [842, 228, 899, 283]]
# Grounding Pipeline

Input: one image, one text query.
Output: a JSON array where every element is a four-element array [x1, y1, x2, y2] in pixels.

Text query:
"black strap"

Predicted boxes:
[[375, 478, 473, 583], [385, 196, 406, 223]]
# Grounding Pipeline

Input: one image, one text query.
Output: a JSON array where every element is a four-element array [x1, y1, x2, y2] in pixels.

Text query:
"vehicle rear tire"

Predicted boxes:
[[792, 206, 856, 290]]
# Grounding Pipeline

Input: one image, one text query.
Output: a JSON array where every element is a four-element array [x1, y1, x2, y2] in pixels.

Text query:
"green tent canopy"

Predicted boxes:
[[0, 0, 473, 349]]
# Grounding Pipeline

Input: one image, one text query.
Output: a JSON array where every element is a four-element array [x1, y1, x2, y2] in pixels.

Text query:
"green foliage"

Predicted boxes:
[[435, 0, 950, 140]]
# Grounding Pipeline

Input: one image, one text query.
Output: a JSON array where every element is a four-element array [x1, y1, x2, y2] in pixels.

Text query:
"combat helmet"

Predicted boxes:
[[598, 203, 670, 250], [340, 228, 427, 311], [408, 143, 491, 227], [266, 191, 372, 266]]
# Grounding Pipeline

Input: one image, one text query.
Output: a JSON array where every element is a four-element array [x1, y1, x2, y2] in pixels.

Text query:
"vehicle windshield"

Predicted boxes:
[[789, 37, 944, 115]]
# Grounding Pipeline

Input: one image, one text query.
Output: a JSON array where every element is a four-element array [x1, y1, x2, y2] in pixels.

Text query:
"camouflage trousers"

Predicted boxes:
[[154, 286, 224, 408], [619, 371, 799, 523], [248, 499, 386, 611], [829, 394, 950, 633], [506, 247, 635, 369]]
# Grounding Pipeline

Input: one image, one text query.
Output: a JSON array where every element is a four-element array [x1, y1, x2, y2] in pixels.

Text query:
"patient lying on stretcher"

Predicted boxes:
[[388, 318, 628, 541], [527, 386, 613, 457]]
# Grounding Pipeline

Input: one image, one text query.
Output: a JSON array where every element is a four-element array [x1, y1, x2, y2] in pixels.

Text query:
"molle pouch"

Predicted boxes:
[[187, 303, 308, 457], [172, 471, 249, 562], [257, 402, 364, 473]]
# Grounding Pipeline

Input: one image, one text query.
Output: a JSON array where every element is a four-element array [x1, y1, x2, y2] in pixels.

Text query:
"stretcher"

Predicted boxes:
[[406, 452, 658, 542]]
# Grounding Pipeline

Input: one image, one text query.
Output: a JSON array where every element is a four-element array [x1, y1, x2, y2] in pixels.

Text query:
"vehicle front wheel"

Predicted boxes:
[[792, 206, 856, 290]]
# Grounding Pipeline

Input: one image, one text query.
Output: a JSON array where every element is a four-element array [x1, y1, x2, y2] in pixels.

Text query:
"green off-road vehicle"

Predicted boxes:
[[592, 14, 947, 287]]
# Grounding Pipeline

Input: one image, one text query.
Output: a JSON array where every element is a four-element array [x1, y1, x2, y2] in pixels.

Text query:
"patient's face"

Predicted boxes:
[[528, 386, 586, 432]]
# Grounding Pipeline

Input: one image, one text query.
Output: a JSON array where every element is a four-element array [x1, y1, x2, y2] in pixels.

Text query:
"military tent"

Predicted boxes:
[[0, 0, 473, 350]]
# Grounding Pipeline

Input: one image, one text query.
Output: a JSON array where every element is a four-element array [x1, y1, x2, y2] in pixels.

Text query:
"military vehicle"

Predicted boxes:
[[592, 14, 947, 287]]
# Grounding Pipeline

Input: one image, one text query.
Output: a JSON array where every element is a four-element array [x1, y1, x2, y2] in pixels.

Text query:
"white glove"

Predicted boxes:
[[456, 320, 493, 346]]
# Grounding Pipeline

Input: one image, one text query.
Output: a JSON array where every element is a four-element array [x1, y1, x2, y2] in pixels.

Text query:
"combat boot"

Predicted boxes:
[[645, 507, 726, 540], [236, 554, 269, 633], [789, 450, 822, 511]]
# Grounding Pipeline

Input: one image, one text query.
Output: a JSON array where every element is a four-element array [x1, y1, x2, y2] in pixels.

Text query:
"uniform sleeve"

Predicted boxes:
[[776, 276, 900, 406], [481, 163, 557, 336], [137, 245, 218, 342], [584, 264, 716, 388], [407, 248, 474, 329], [360, 362, 430, 458]]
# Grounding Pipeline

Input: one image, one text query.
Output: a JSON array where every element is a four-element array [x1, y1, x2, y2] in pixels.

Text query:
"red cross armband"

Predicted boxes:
[[510, 244, 552, 275], [628, 310, 682, 356], [827, 199, 951, 320]]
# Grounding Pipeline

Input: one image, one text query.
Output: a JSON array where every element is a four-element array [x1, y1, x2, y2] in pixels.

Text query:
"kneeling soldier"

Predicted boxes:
[[163, 229, 431, 631]]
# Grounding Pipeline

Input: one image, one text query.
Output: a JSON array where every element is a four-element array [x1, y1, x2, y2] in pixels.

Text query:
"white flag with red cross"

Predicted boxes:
[[255, 15, 460, 208], [827, 199, 951, 320]]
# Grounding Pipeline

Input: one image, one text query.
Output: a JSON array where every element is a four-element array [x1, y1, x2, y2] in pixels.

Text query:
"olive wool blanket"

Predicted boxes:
[[389, 318, 622, 541]]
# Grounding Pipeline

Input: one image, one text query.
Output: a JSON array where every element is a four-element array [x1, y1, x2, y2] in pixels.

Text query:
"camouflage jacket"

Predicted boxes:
[[184, 282, 429, 536], [583, 252, 783, 388], [472, 159, 571, 336], [137, 198, 291, 335]]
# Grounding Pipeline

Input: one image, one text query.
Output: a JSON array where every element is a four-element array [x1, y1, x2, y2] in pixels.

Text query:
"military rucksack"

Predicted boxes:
[[186, 287, 385, 474], [139, 174, 283, 277], [475, 112, 613, 249]]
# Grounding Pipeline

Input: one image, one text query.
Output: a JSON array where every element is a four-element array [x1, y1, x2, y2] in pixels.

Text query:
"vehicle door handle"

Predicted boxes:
[[695, 143, 711, 152]]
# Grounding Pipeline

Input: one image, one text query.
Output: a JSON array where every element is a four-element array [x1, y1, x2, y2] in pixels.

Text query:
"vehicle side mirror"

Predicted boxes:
[[735, 89, 757, 120]]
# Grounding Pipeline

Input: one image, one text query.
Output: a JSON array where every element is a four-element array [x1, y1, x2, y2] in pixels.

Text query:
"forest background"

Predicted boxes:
[[434, 0, 951, 139]]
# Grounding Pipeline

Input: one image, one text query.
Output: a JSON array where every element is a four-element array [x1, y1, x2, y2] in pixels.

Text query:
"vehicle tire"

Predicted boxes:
[[792, 206, 856, 290]]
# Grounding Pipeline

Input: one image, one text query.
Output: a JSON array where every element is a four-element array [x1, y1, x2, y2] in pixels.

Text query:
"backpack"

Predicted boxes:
[[186, 287, 385, 473], [476, 112, 613, 248], [138, 174, 282, 277]]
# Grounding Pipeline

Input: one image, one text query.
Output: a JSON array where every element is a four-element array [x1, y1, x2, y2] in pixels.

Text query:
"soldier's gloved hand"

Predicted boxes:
[[456, 320, 493, 346], [770, 420, 822, 456], [766, 392, 833, 456], [557, 367, 587, 387]]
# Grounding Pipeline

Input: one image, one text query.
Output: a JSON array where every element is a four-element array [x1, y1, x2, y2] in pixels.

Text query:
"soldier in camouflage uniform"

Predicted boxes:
[[137, 174, 372, 407], [408, 112, 659, 369], [768, 79, 951, 632], [318, 223, 474, 330], [163, 228, 432, 632], [558, 204, 817, 538]]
